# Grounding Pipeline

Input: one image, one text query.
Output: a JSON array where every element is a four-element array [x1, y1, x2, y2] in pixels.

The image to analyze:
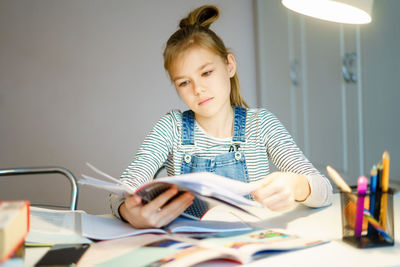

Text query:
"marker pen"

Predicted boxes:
[[355, 176, 368, 238]]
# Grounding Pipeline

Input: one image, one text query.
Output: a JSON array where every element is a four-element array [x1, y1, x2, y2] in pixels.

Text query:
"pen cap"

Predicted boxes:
[[357, 176, 368, 194]]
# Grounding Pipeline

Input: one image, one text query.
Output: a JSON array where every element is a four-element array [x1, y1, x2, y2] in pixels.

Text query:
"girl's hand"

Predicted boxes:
[[251, 172, 310, 212], [119, 186, 194, 228]]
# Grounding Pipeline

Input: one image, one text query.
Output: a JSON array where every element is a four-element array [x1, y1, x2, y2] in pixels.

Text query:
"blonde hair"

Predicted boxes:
[[163, 5, 248, 108]]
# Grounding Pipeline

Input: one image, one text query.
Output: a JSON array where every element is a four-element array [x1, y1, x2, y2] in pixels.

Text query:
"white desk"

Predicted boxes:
[[239, 193, 400, 267], [24, 193, 399, 267]]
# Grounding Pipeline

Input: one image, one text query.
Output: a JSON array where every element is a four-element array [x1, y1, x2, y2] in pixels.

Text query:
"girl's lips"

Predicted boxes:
[[198, 97, 213, 105]]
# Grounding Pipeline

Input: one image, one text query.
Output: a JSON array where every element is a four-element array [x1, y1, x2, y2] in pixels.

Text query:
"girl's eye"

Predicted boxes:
[[202, 70, 213, 77], [179, 80, 189, 87]]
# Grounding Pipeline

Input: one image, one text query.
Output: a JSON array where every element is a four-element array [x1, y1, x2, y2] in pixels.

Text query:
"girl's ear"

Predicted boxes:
[[227, 54, 237, 78]]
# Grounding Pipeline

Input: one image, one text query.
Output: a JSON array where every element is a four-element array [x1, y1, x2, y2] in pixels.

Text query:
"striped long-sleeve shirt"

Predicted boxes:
[[110, 108, 332, 218]]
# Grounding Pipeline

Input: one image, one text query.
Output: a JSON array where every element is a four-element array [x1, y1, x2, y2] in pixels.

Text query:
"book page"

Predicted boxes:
[[29, 208, 79, 233], [79, 164, 263, 220], [135, 172, 263, 220], [80, 213, 166, 240], [91, 235, 233, 267], [27, 207, 91, 245], [77, 234, 167, 267], [154, 172, 259, 197], [165, 216, 252, 236], [202, 229, 329, 263], [78, 229, 328, 266], [80, 213, 253, 240], [79, 164, 261, 208], [79, 174, 133, 196]]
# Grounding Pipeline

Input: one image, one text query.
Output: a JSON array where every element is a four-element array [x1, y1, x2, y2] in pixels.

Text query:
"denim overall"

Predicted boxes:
[[180, 106, 250, 219]]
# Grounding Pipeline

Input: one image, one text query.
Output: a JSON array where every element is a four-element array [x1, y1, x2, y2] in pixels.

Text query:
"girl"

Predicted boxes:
[[110, 5, 332, 228]]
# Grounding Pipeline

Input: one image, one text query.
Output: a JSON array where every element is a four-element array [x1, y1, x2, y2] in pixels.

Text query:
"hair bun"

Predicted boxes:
[[179, 5, 219, 29]]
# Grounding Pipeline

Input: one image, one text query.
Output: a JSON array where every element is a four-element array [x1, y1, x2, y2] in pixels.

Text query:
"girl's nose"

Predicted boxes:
[[192, 81, 204, 95]]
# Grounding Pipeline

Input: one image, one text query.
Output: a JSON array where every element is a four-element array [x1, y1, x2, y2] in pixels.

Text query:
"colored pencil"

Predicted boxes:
[[326, 165, 393, 243], [380, 151, 390, 230], [367, 165, 377, 236]]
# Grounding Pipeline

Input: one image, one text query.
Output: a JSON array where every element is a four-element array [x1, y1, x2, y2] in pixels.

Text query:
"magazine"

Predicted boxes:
[[93, 229, 329, 266], [79, 163, 263, 219]]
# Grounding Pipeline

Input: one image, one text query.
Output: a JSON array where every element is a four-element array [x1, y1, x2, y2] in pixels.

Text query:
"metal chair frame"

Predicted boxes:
[[0, 166, 78, 210]]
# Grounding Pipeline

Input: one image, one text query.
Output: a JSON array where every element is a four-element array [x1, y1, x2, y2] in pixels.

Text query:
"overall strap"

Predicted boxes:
[[232, 106, 247, 143], [181, 110, 195, 146]]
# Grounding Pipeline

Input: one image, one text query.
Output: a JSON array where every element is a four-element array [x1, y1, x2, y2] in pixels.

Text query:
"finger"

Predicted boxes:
[[157, 192, 194, 225], [145, 186, 179, 212], [262, 189, 294, 211], [251, 175, 275, 188], [138, 188, 188, 228], [266, 190, 293, 206], [141, 192, 193, 228], [253, 179, 292, 206], [160, 192, 194, 216], [251, 172, 284, 197], [124, 195, 142, 209], [252, 180, 281, 201]]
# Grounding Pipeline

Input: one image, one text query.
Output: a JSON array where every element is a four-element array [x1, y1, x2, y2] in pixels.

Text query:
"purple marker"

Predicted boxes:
[[355, 176, 368, 238]]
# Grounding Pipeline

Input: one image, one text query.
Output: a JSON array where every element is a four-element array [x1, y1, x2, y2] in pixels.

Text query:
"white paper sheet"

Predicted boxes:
[[26, 207, 91, 245]]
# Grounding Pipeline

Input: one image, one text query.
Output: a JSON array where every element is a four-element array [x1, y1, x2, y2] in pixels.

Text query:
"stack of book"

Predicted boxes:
[[0, 201, 30, 263]]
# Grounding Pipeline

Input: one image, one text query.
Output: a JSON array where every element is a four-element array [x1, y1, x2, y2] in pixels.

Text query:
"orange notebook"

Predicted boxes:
[[0, 201, 30, 262]]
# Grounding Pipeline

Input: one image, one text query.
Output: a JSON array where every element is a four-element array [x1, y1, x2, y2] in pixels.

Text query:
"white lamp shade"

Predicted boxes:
[[281, 0, 373, 24]]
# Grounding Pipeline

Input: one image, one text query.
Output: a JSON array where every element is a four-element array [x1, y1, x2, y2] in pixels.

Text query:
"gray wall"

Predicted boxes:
[[0, 0, 257, 214], [362, 1, 400, 184]]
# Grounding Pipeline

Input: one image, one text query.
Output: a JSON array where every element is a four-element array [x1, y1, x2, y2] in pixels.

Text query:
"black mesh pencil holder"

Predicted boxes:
[[340, 186, 395, 248]]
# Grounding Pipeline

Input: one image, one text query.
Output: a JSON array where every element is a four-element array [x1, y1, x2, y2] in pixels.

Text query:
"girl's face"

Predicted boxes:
[[170, 46, 236, 119]]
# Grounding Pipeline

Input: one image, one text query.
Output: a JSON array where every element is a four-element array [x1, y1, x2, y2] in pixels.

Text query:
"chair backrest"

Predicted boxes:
[[0, 166, 78, 210]]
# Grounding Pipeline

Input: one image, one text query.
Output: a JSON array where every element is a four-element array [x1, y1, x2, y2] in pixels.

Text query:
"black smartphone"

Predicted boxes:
[[35, 243, 90, 267]]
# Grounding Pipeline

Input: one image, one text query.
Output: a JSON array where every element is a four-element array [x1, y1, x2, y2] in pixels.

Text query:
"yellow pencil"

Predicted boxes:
[[380, 151, 390, 229], [381, 151, 390, 192]]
